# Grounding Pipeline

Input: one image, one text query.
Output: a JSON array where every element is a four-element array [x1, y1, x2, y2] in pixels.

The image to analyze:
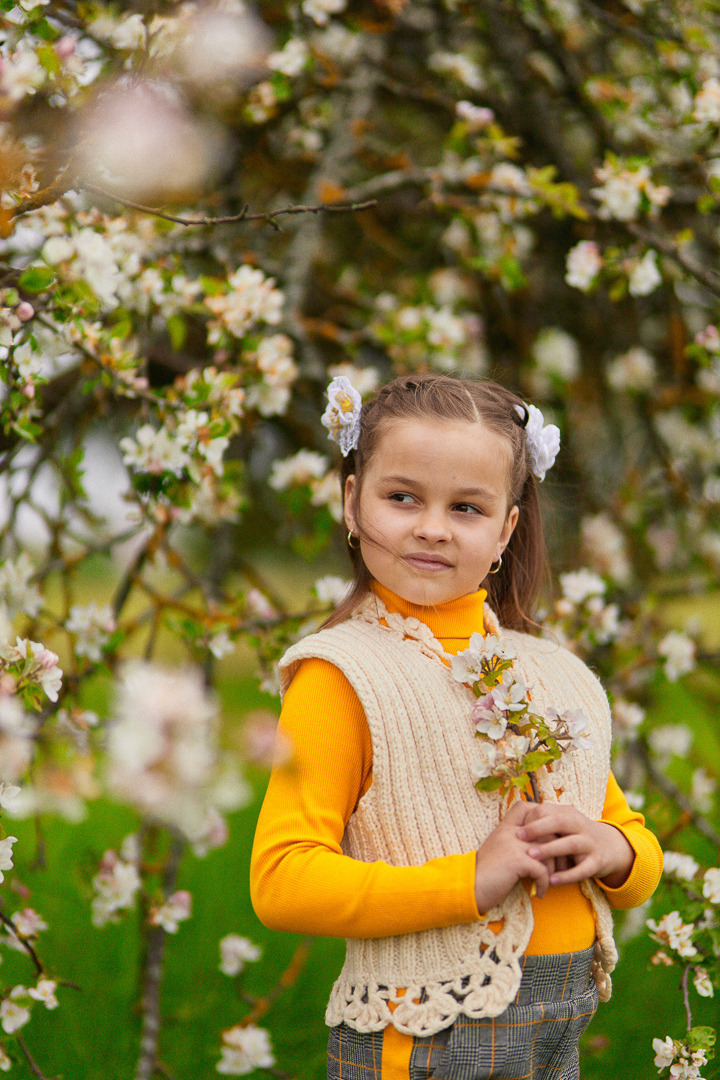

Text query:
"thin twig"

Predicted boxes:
[[0, 911, 43, 977], [16, 1037, 58, 1080], [82, 184, 376, 228], [680, 965, 693, 1031]]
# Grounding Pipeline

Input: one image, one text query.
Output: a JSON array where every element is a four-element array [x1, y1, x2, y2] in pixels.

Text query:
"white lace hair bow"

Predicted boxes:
[[515, 402, 560, 481], [321, 376, 362, 457]]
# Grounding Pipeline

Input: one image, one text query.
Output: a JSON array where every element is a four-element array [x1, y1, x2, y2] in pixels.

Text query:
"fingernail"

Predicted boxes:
[[528, 847, 539, 858]]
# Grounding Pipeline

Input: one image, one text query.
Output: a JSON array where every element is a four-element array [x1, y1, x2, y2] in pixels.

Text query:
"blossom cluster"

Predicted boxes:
[[106, 662, 249, 853], [449, 634, 593, 799]]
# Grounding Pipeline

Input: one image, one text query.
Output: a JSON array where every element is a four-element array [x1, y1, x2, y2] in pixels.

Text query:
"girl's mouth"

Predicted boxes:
[[404, 553, 453, 571]]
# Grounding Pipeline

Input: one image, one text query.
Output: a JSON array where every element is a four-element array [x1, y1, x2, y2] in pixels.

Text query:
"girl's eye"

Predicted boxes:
[[454, 503, 482, 515], [389, 492, 415, 504]]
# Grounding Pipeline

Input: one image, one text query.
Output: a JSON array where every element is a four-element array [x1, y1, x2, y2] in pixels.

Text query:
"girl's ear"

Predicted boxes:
[[497, 504, 519, 556], [344, 474, 358, 533]]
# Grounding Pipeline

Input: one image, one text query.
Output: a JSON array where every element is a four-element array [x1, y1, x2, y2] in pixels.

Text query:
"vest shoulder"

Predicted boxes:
[[500, 628, 605, 683]]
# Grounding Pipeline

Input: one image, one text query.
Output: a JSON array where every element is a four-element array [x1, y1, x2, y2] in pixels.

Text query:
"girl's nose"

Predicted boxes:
[[414, 507, 451, 542]]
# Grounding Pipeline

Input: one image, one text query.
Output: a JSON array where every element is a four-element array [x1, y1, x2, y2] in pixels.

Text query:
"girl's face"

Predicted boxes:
[[344, 417, 519, 607]]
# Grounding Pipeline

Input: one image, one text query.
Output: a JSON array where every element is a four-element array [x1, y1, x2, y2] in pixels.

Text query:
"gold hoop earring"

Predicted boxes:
[[347, 530, 360, 549], [488, 554, 502, 574]]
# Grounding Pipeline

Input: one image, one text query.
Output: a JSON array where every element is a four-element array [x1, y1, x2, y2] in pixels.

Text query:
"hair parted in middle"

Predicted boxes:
[[323, 372, 550, 632]]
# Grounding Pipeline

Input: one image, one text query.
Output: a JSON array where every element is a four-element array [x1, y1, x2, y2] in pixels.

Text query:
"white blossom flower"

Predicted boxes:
[[65, 602, 116, 662], [0, 1046, 10, 1071], [120, 425, 189, 476], [0, 995, 30, 1035], [28, 978, 58, 1009], [702, 867, 720, 904], [12, 341, 44, 382], [692, 967, 714, 998], [428, 50, 485, 91], [269, 450, 329, 490], [591, 170, 643, 221], [217, 1024, 275, 1074], [0, 837, 17, 883], [547, 707, 594, 751], [206, 265, 283, 340], [653, 1036, 677, 1071], [89, 12, 147, 50], [606, 346, 657, 393], [559, 568, 606, 605], [471, 693, 509, 740], [449, 633, 516, 685], [208, 632, 234, 660], [314, 576, 351, 606], [267, 38, 309, 76], [690, 768, 716, 813], [629, 250, 662, 296], [646, 911, 698, 958], [581, 514, 632, 584], [662, 851, 699, 881], [309, 471, 343, 522], [0, 44, 45, 104], [149, 890, 192, 933], [219, 934, 262, 976], [0, 553, 42, 618], [532, 327, 580, 384], [10, 908, 47, 940], [694, 77, 720, 124], [471, 735, 531, 781], [91, 851, 141, 927], [612, 699, 645, 736], [658, 631, 696, 681], [565, 240, 603, 291], [0, 783, 21, 811], [648, 724, 693, 762], [106, 661, 244, 844]]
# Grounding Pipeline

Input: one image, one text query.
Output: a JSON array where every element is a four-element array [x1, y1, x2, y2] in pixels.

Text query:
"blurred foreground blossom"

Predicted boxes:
[[217, 1023, 275, 1075], [219, 934, 261, 976], [75, 81, 228, 203], [107, 662, 248, 851]]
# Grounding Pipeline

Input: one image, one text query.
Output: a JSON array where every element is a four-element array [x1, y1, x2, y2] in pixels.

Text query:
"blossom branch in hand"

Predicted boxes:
[[450, 634, 593, 803]]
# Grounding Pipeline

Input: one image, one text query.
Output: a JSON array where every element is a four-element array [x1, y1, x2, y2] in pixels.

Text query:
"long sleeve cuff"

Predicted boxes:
[[596, 821, 663, 909]]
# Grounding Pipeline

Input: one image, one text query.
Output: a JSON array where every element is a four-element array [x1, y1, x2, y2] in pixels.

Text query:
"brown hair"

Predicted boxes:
[[323, 373, 550, 632]]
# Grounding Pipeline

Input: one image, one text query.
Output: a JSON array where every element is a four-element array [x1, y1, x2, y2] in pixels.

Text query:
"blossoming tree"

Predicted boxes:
[[1, 0, 720, 1076]]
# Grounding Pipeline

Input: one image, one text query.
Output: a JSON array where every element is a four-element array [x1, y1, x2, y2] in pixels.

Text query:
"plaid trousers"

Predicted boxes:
[[327, 946, 598, 1080]]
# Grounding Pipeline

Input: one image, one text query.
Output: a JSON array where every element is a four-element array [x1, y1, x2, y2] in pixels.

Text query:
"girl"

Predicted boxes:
[[251, 373, 662, 1080]]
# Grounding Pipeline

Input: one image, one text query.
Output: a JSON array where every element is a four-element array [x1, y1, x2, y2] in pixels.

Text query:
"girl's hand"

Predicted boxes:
[[516, 803, 635, 889], [474, 801, 552, 912]]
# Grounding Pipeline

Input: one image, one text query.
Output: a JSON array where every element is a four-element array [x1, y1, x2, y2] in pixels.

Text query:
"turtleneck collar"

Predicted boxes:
[[371, 580, 487, 654]]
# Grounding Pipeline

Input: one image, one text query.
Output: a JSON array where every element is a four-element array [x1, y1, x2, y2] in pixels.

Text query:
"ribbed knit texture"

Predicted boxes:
[[279, 595, 618, 1037]]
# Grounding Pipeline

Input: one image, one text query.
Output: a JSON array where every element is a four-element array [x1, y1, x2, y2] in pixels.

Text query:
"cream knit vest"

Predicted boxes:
[[279, 594, 618, 1037]]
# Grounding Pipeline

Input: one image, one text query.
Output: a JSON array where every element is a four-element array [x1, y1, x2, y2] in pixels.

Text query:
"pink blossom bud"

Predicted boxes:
[[22, 384, 35, 400], [16, 302, 34, 322], [55, 36, 77, 60]]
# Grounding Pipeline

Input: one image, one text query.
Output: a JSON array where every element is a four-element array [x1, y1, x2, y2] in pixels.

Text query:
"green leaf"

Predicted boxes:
[[474, 775, 504, 794], [522, 749, 557, 772], [687, 1027, 716, 1054], [19, 266, 56, 294], [167, 313, 188, 351]]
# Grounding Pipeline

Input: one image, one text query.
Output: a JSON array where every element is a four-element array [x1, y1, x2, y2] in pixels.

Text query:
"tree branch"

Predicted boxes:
[[82, 184, 376, 229]]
